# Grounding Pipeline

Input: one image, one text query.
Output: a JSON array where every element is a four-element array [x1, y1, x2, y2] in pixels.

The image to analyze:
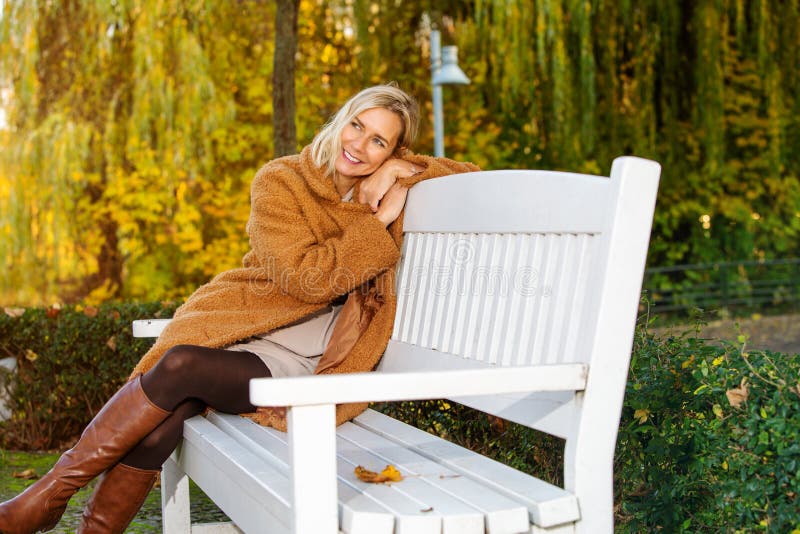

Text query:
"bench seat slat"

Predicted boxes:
[[206, 412, 529, 534], [208, 413, 443, 534], [337, 431, 490, 534], [207, 413, 396, 534], [354, 410, 581, 528], [179, 418, 292, 533], [338, 422, 528, 534]]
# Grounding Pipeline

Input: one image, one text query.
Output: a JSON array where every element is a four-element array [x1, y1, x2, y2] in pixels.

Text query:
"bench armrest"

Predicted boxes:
[[132, 319, 172, 338], [250, 363, 587, 407]]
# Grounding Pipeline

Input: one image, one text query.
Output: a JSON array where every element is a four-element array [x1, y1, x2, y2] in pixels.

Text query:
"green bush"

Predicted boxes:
[[0, 302, 177, 449], [616, 325, 800, 532]]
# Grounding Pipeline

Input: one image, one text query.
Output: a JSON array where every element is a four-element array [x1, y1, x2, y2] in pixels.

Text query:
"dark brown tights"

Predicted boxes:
[[120, 345, 271, 470]]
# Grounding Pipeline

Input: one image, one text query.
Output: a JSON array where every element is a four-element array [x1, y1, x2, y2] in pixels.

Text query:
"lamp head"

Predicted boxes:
[[432, 46, 470, 85]]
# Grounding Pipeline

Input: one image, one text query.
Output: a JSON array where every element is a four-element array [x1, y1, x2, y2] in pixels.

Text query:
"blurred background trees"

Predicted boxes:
[[1, 0, 798, 306]]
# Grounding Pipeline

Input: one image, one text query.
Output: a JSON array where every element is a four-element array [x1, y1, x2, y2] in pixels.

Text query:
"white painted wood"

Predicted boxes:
[[529, 523, 576, 534], [250, 364, 587, 406], [562, 156, 660, 534], [338, 422, 527, 534], [402, 170, 611, 234], [178, 416, 292, 534], [377, 341, 580, 438], [132, 318, 171, 338], [288, 404, 339, 534], [162, 454, 192, 534], [190, 523, 242, 534], [392, 230, 596, 370], [354, 410, 580, 528], [206, 413, 396, 534]]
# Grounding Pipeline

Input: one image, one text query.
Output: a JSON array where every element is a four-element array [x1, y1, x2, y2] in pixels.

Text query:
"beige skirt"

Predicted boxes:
[[226, 305, 343, 378]]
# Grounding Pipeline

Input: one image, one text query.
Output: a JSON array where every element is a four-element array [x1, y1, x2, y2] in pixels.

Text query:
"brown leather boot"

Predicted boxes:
[[77, 463, 159, 534], [0, 376, 170, 534]]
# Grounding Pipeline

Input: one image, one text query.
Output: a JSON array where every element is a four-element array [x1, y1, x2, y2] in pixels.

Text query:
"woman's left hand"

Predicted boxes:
[[358, 158, 420, 212]]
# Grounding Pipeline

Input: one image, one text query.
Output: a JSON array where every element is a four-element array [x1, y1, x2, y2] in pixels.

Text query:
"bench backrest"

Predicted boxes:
[[378, 157, 660, 492]]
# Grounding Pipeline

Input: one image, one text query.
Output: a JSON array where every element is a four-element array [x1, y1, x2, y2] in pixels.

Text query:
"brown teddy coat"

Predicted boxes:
[[131, 145, 478, 430]]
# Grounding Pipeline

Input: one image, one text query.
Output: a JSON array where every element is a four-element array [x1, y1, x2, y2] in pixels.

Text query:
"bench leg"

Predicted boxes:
[[288, 404, 338, 534], [161, 453, 191, 534]]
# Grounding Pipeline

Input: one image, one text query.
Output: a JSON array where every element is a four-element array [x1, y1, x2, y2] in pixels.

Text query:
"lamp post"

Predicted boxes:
[[430, 30, 470, 157]]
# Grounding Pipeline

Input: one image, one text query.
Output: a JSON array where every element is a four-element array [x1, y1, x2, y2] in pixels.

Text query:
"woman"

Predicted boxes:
[[0, 84, 477, 534]]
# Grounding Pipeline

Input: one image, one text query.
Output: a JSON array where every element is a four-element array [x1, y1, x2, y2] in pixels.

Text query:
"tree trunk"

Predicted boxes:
[[273, 0, 299, 157]]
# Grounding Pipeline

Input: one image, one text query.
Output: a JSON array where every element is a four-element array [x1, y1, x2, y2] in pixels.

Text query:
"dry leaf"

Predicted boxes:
[[4, 307, 25, 318], [726, 377, 749, 408], [24, 349, 38, 362], [380, 464, 403, 482], [46, 306, 60, 319], [420, 507, 434, 513], [487, 414, 507, 433], [354, 464, 403, 484], [83, 306, 98, 318], [106, 335, 117, 351], [12, 469, 38, 480]]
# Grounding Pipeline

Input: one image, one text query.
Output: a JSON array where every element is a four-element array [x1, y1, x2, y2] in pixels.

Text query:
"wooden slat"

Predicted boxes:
[[191, 524, 242, 534], [179, 418, 291, 533], [513, 234, 540, 366], [559, 234, 593, 365], [211, 413, 433, 534], [393, 231, 596, 370], [132, 318, 171, 338], [207, 413, 395, 534], [437, 233, 462, 354], [354, 410, 580, 528], [402, 170, 611, 234], [339, 422, 527, 534]]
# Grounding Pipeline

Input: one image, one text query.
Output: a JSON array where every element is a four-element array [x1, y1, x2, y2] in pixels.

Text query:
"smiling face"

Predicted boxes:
[[334, 107, 403, 180]]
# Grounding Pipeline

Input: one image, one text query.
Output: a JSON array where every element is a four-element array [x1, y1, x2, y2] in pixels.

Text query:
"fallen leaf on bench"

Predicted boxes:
[[354, 464, 403, 483], [12, 469, 39, 480], [420, 507, 433, 513]]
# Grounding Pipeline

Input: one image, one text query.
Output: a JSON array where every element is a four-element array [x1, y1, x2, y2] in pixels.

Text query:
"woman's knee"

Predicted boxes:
[[156, 344, 206, 376]]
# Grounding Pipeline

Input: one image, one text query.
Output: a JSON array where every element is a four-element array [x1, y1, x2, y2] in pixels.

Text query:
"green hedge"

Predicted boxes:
[[616, 326, 800, 532], [0, 302, 177, 449], [1, 304, 798, 531]]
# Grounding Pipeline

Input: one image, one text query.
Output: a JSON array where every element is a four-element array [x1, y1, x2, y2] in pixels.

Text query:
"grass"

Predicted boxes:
[[0, 449, 228, 532]]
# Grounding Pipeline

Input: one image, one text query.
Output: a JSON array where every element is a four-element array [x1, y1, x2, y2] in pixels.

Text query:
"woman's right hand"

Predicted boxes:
[[374, 182, 409, 227], [358, 158, 419, 213]]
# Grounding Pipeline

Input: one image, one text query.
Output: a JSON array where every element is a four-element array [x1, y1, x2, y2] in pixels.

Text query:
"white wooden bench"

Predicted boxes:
[[133, 156, 660, 534]]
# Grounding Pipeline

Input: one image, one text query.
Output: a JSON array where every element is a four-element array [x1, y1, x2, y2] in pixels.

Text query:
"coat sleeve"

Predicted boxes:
[[245, 161, 401, 304], [398, 154, 480, 188]]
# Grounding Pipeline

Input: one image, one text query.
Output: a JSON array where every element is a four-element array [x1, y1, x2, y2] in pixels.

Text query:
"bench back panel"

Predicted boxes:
[[384, 158, 660, 443], [393, 230, 596, 367]]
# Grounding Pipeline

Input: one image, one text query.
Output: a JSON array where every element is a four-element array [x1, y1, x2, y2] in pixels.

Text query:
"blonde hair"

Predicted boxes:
[[310, 84, 420, 176]]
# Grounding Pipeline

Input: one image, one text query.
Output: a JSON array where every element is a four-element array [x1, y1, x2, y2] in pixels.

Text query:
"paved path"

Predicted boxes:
[[659, 312, 800, 355]]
